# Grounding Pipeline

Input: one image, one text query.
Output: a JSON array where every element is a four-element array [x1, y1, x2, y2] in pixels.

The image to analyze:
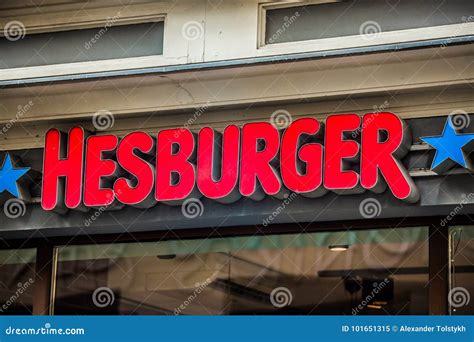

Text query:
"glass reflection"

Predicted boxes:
[[54, 227, 429, 315]]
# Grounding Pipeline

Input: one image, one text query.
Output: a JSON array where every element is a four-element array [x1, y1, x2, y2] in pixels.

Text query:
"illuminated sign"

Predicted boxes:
[[420, 117, 474, 174], [41, 112, 419, 211], [0, 154, 30, 199]]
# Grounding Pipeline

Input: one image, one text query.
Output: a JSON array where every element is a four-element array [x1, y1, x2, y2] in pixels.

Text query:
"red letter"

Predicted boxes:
[[360, 112, 419, 202], [281, 118, 325, 197], [240, 122, 281, 200], [41, 127, 85, 211], [155, 129, 196, 202], [84, 135, 118, 207], [114, 132, 155, 207], [324, 114, 360, 191], [197, 126, 240, 203]]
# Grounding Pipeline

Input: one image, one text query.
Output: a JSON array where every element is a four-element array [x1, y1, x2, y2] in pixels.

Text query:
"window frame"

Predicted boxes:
[[257, 1, 474, 53], [0, 12, 167, 78]]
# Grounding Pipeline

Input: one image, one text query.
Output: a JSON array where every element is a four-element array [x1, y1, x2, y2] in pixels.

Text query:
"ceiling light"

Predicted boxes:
[[328, 244, 350, 251], [367, 304, 382, 310]]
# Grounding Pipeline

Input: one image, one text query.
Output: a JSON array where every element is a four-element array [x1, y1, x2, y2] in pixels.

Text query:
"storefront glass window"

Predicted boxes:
[[54, 227, 429, 315], [449, 225, 474, 315], [0, 248, 36, 315]]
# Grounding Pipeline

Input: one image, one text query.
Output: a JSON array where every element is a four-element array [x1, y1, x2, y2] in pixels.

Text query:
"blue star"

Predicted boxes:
[[420, 117, 474, 173], [0, 154, 30, 198]]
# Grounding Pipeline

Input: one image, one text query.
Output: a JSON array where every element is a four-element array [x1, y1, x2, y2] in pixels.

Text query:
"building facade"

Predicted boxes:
[[0, 0, 473, 316]]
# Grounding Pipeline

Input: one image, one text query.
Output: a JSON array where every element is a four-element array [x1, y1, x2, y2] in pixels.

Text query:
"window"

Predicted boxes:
[[0, 21, 164, 69], [53, 227, 429, 315], [0, 248, 36, 315], [264, 0, 473, 45]]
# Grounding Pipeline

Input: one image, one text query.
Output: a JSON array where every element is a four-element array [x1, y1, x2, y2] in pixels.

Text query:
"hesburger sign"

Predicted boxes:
[[41, 112, 419, 211]]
